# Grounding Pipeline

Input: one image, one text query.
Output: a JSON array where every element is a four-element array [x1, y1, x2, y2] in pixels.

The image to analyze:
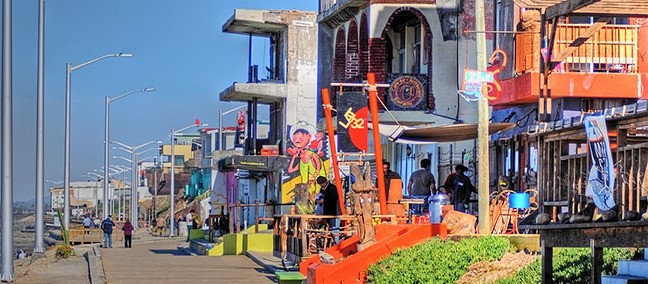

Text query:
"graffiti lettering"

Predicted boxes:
[[339, 107, 365, 129]]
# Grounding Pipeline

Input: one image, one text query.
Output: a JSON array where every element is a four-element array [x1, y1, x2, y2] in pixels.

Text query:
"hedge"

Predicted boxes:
[[366, 236, 514, 284]]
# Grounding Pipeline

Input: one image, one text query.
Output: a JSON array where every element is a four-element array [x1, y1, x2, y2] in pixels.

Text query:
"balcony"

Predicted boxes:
[[492, 23, 643, 105], [318, 0, 367, 27]]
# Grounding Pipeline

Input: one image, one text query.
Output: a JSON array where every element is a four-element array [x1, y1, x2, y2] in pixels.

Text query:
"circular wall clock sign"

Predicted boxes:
[[389, 75, 424, 108]]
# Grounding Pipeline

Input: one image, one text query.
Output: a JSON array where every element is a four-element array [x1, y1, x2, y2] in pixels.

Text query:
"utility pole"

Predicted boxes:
[[476, 0, 490, 234]]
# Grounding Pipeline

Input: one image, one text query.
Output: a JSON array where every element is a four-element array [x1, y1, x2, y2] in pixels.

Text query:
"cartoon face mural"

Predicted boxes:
[[282, 121, 330, 203]]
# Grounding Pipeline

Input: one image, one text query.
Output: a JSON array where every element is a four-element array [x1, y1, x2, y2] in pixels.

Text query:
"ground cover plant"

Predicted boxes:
[[496, 247, 643, 284], [366, 236, 513, 283]]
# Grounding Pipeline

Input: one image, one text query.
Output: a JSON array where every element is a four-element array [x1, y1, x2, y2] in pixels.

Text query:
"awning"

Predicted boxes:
[[370, 123, 516, 144]]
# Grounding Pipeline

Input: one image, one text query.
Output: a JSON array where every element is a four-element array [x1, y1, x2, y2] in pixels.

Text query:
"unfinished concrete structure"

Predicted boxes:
[[216, 9, 320, 225], [219, 9, 319, 154]]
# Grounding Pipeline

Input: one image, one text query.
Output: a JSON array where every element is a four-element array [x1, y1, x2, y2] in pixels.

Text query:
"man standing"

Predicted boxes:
[[407, 158, 436, 214], [379, 161, 401, 198], [317, 176, 341, 242], [447, 164, 476, 213], [317, 176, 340, 216], [100, 215, 116, 248], [186, 209, 195, 242]]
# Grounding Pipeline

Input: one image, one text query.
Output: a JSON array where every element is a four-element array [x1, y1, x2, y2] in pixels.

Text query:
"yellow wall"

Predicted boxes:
[[161, 144, 194, 173]]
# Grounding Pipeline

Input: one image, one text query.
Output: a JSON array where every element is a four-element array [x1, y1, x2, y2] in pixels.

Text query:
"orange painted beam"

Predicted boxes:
[[367, 73, 388, 215], [321, 88, 346, 215]]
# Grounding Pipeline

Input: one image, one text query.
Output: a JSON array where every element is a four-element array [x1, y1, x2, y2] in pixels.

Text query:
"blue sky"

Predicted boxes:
[[9, 0, 317, 201]]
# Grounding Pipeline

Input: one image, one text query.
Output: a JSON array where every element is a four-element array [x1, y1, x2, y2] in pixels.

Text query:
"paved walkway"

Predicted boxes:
[[101, 239, 274, 283]]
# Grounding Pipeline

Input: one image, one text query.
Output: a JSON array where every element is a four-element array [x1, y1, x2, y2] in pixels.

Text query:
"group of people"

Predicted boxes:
[[99, 215, 134, 249], [312, 159, 477, 216], [405, 159, 477, 214]]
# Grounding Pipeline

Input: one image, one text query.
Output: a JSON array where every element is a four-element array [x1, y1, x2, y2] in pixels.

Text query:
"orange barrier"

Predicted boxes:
[[300, 223, 447, 283]]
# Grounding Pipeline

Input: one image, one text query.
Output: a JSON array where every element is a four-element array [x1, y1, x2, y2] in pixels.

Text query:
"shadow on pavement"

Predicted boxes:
[[149, 249, 187, 256]]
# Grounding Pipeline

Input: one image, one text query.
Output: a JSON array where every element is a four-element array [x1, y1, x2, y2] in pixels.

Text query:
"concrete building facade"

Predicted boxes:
[[317, 0, 492, 196]]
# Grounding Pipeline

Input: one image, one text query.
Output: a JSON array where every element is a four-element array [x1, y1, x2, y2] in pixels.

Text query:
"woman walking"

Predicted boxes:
[[122, 219, 134, 248]]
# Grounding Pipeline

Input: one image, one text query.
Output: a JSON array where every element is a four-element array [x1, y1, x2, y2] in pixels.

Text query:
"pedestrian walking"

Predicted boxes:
[[122, 218, 134, 248], [101, 215, 116, 248]]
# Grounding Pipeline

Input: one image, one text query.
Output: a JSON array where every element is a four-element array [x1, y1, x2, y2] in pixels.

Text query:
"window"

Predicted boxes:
[[399, 29, 406, 73], [412, 25, 421, 73]]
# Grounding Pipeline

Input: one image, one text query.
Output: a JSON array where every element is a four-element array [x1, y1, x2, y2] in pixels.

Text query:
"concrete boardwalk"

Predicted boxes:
[[101, 239, 274, 283]]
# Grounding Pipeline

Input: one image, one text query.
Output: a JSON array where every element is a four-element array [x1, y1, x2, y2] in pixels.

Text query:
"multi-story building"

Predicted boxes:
[[486, 0, 648, 196], [214, 9, 320, 224], [317, 0, 489, 197]]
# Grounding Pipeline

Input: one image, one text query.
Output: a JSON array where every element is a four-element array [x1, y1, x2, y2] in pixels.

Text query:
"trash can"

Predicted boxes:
[[429, 193, 450, 223], [178, 221, 188, 237]]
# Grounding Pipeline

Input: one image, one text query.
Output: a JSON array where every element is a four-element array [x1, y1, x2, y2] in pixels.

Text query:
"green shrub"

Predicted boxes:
[[496, 248, 643, 284], [55, 244, 76, 259], [367, 236, 514, 284]]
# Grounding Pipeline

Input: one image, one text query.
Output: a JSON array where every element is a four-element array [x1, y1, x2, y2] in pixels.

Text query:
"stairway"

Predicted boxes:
[[602, 260, 648, 284]]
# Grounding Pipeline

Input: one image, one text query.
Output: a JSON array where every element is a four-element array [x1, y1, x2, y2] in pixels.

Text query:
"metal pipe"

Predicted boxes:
[[170, 129, 176, 236], [34, 0, 45, 254], [367, 73, 388, 215], [103, 96, 110, 218], [132, 150, 137, 224], [64, 61, 71, 231], [1, 0, 13, 280], [321, 88, 346, 215]]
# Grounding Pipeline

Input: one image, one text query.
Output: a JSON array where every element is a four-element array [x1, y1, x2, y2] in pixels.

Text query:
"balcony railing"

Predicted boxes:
[[516, 24, 639, 74], [320, 0, 337, 12]]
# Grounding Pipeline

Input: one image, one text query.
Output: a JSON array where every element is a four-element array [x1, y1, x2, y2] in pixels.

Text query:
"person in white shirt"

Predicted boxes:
[[185, 209, 195, 242]]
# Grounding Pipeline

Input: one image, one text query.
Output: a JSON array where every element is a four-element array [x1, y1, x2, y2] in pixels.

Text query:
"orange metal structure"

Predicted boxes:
[[322, 88, 346, 215], [300, 223, 448, 283], [367, 73, 388, 215]]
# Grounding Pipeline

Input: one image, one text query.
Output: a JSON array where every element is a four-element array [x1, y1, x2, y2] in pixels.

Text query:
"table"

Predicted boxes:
[[519, 221, 648, 284], [399, 198, 425, 223]]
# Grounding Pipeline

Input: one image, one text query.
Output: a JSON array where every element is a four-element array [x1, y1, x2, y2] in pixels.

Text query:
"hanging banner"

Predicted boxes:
[[584, 115, 616, 211], [337, 92, 368, 152]]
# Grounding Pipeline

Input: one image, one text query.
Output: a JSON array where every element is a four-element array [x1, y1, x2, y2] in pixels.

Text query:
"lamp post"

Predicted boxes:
[[110, 164, 131, 220], [103, 87, 155, 219], [84, 172, 103, 217], [63, 52, 132, 231], [219, 105, 246, 150], [169, 121, 207, 237], [112, 140, 162, 227], [1, 0, 13, 280], [35, 0, 46, 256]]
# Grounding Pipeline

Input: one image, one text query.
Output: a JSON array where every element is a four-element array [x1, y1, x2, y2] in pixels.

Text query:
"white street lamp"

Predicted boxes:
[[111, 140, 162, 227], [103, 87, 155, 219], [219, 105, 246, 150], [63, 52, 132, 231], [169, 121, 207, 237]]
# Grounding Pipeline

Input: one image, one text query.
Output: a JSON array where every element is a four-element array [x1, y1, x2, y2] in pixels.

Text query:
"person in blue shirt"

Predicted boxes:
[[101, 215, 116, 248]]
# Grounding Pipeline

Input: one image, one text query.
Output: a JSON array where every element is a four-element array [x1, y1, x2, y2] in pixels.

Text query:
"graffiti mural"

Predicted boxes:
[[281, 121, 330, 203]]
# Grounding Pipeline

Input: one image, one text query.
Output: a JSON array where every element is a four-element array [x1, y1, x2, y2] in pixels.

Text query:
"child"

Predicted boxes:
[[314, 194, 324, 215]]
